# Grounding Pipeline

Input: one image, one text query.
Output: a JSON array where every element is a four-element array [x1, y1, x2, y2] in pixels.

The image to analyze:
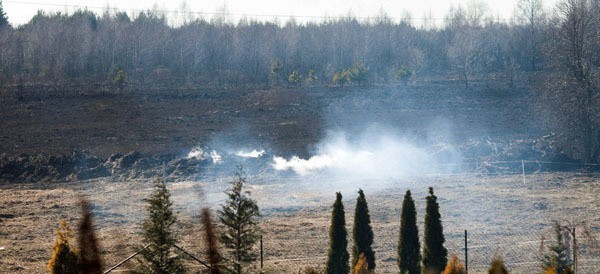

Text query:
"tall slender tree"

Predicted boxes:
[[398, 190, 421, 274], [422, 187, 448, 273], [352, 189, 375, 270], [326, 192, 349, 274], [218, 166, 261, 274], [78, 199, 103, 274], [138, 176, 185, 274]]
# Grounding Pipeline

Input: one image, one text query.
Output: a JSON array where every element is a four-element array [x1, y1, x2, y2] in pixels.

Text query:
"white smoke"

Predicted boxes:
[[271, 129, 459, 179], [186, 146, 205, 160], [236, 149, 266, 158], [186, 146, 223, 164]]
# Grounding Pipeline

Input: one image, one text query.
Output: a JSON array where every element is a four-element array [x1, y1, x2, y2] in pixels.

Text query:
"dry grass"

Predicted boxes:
[[1, 172, 599, 273]]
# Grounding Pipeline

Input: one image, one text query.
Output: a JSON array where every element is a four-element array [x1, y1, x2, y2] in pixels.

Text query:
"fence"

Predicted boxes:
[[259, 226, 600, 273]]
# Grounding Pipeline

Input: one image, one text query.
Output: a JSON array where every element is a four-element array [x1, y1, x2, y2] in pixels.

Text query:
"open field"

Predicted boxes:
[[1, 172, 599, 273]]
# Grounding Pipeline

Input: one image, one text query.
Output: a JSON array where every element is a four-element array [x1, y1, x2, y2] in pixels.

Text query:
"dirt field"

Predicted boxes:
[[0, 80, 541, 159], [1, 172, 599, 273]]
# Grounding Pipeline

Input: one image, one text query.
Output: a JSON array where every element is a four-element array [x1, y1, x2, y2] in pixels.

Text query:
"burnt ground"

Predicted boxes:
[[0, 79, 542, 159]]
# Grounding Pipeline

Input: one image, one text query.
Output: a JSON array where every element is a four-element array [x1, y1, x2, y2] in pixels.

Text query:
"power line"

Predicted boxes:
[[3, 0, 514, 23]]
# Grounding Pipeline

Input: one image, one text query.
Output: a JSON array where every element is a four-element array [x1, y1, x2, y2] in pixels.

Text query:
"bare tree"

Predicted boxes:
[[544, 0, 600, 163]]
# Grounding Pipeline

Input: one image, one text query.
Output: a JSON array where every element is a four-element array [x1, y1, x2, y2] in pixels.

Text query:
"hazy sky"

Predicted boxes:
[[3, 0, 560, 26]]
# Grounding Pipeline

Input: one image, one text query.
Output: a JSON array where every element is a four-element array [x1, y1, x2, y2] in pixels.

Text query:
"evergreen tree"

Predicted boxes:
[[542, 222, 573, 274], [48, 219, 79, 274], [326, 192, 349, 274], [423, 187, 448, 273], [352, 189, 375, 270], [78, 199, 103, 274], [218, 166, 261, 274], [488, 256, 508, 274], [138, 177, 185, 274], [0, 1, 9, 28], [398, 190, 421, 274]]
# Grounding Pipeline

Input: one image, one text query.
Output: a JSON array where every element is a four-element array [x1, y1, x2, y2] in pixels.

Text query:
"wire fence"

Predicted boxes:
[[259, 228, 600, 273]]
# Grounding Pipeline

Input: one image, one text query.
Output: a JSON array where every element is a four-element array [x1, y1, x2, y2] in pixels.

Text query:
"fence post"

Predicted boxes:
[[573, 227, 577, 274], [521, 160, 526, 184], [260, 235, 264, 270], [465, 230, 468, 274]]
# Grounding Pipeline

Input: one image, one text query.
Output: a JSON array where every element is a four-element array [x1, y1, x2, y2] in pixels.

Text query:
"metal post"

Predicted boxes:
[[521, 160, 526, 184], [260, 235, 264, 270], [573, 227, 577, 274], [465, 230, 468, 274]]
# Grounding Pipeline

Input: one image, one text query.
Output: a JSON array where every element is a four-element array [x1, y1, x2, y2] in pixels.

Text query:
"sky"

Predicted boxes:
[[3, 0, 560, 27]]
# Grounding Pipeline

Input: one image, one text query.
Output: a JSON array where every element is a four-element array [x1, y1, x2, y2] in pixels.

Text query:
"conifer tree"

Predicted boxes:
[[542, 222, 573, 274], [423, 187, 448, 273], [138, 176, 185, 274], [48, 219, 79, 274], [326, 192, 349, 274], [218, 166, 261, 274], [488, 256, 508, 274], [352, 189, 375, 270], [78, 199, 103, 274], [398, 190, 421, 274]]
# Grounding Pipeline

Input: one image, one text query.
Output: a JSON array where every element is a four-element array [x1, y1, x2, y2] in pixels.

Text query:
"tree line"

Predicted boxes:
[[0, 0, 592, 87]]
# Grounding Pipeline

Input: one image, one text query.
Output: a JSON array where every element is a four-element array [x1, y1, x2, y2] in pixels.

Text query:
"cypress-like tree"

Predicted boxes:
[[78, 199, 103, 274], [48, 219, 79, 274], [352, 189, 375, 270], [423, 187, 448, 273], [138, 176, 185, 274], [398, 190, 421, 274], [326, 192, 349, 274], [218, 166, 261, 274], [488, 256, 508, 274]]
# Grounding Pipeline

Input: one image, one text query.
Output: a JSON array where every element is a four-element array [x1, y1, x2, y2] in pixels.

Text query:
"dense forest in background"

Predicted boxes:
[[0, 0, 599, 163]]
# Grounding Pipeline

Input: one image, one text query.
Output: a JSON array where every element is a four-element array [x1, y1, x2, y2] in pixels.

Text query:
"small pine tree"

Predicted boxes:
[[542, 222, 573, 274], [442, 255, 466, 274], [488, 256, 508, 274], [48, 219, 79, 274], [138, 176, 185, 274], [352, 189, 375, 270], [218, 166, 261, 274], [201, 208, 222, 274], [326, 192, 349, 274], [398, 190, 421, 274], [423, 187, 448, 273], [78, 199, 103, 274]]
